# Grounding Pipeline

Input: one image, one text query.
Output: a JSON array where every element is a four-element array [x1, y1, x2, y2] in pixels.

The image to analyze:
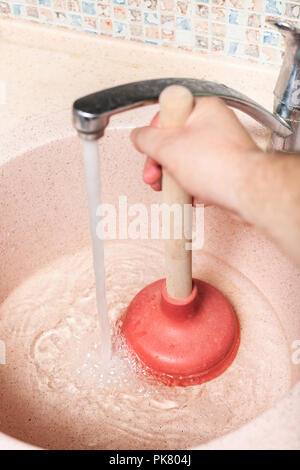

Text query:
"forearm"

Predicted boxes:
[[234, 151, 300, 265]]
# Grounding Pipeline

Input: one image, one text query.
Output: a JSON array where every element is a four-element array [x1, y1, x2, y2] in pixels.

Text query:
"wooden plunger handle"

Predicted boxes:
[[159, 85, 194, 299]]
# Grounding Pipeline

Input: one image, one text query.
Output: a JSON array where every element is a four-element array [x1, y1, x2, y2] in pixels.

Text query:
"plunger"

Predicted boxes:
[[122, 85, 240, 386]]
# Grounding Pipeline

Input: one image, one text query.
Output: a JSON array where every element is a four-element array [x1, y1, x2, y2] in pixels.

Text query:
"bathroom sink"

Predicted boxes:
[[0, 108, 299, 450]]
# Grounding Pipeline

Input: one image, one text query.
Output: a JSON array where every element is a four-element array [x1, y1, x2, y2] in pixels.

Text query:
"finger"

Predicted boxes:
[[143, 157, 162, 185], [186, 96, 228, 127], [131, 126, 179, 168], [131, 126, 162, 154], [150, 112, 160, 128], [151, 180, 162, 191]]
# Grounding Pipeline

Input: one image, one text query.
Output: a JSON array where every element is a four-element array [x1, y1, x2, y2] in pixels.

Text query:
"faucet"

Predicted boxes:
[[73, 20, 300, 153], [269, 19, 300, 152]]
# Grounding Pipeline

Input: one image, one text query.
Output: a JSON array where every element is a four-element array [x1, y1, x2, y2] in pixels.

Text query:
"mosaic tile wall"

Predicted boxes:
[[1, 0, 300, 65]]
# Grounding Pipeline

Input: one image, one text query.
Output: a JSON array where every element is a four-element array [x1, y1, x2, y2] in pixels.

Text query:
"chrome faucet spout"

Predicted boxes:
[[72, 78, 292, 141], [269, 20, 300, 152]]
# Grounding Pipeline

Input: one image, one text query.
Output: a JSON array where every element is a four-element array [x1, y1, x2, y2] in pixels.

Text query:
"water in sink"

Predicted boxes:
[[0, 241, 291, 449]]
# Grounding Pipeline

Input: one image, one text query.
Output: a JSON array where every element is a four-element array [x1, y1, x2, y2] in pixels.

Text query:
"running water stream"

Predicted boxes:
[[82, 140, 111, 362]]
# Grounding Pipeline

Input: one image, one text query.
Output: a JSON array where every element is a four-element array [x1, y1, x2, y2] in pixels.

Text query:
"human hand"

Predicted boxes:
[[131, 97, 261, 214]]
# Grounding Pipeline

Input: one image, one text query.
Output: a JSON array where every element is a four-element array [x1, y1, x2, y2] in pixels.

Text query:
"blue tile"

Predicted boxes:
[[145, 40, 158, 45], [114, 22, 126, 34], [13, 4, 21, 14], [228, 10, 239, 25], [82, 1, 96, 15], [176, 17, 191, 30], [263, 31, 279, 46], [71, 14, 82, 27], [144, 12, 158, 25], [265, 0, 283, 15], [113, 0, 125, 4], [228, 41, 238, 54], [39, 0, 51, 6]]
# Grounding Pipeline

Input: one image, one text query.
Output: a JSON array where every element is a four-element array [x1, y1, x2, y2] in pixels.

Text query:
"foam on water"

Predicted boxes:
[[0, 242, 291, 449]]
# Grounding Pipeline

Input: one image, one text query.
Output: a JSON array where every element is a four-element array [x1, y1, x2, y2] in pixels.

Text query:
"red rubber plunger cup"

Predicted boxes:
[[122, 85, 240, 386]]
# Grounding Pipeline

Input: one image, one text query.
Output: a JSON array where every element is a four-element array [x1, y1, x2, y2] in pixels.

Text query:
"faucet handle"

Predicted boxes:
[[73, 78, 292, 140], [267, 18, 300, 114]]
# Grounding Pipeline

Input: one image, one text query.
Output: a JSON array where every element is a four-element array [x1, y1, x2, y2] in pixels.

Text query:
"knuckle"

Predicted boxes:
[[161, 133, 185, 174], [194, 96, 225, 115]]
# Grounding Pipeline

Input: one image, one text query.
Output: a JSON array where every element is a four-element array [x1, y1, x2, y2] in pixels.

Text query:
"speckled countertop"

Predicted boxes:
[[1, 17, 278, 137], [0, 17, 299, 450]]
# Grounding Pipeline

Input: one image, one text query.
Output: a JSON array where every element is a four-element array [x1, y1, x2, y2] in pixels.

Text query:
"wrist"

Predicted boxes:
[[226, 148, 266, 218]]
